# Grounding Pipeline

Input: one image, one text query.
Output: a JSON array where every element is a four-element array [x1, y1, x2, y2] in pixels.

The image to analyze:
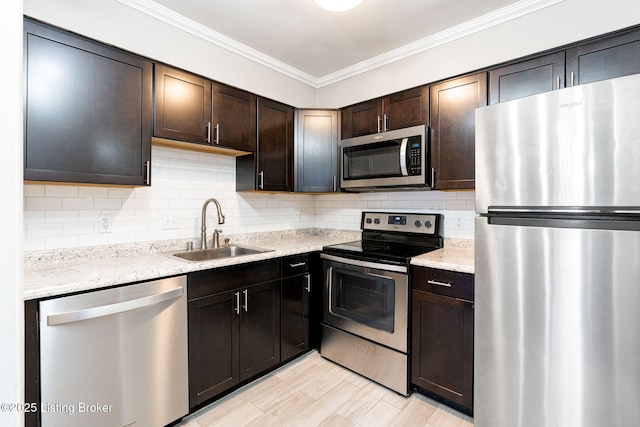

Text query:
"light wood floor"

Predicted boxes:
[[180, 351, 474, 427]]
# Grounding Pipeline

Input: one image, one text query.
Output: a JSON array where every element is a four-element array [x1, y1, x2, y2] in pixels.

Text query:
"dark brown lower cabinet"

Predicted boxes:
[[411, 267, 474, 414], [187, 261, 281, 409], [280, 254, 311, 361]]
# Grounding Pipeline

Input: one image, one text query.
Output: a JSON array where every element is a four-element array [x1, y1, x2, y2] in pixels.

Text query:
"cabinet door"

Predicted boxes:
[[411, 289, 473, 412], [188, 291, 240, 408], [294, 110, 339, 192], [212, 83, 256, 152], [256, 98, 294, 192], [567, 27, 640, 86], [341, 99, 382, 138], [488, 52, 566, 104], [430, 73, 487, 190], [281, 273, 310, 361], [24, 19, 152, 186], [383, 86, 429, 131], [154, 64, 212, 145], [239, 280, 281, 381]]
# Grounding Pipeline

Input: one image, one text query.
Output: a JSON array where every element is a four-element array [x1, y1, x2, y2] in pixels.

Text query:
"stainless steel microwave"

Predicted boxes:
[[340, 124, 429, 191]]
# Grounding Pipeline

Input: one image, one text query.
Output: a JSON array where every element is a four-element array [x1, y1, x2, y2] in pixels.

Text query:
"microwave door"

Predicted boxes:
[[343, 140, 403, 180]]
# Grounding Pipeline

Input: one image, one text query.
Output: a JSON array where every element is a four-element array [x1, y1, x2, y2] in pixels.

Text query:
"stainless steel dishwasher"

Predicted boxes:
[[39, 275, 189, 427]]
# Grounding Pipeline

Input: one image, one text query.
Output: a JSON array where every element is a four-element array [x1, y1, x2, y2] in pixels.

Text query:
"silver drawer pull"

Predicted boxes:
[[288, 262, 306, 268], [427, 279, 452, 288]]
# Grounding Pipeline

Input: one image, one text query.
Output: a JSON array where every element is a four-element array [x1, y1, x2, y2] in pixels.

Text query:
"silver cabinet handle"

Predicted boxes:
[[288, 262, 306, 268], [383, 114, 389, 132], [556, 76, 561, 90], [242, 289, 248, 312], [144, 160, 150, 185], [427, 279, 452, 288], [214, 123, 220, 145], [234, 291, 240, 315], [431, 167, 435, 187], [206, 121, 211, 143], [333, 175, 337, 192], [377, 115, 381, 133], [305, 273, 311, 293], [258, 171, 264, 190], [47, 287, 183, 326], [570, 71, 575, 87]]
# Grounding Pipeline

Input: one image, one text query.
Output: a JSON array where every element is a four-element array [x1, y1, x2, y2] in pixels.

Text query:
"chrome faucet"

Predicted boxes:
[[200, 198, 225, 250]]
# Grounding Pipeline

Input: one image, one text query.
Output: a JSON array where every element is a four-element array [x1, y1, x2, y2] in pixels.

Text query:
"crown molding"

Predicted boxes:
[[117, 0, 319, 86], [118, 0, 566, 88]]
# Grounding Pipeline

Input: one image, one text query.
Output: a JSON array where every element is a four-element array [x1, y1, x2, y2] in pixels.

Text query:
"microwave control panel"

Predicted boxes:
[[407, 137, 422, 175]]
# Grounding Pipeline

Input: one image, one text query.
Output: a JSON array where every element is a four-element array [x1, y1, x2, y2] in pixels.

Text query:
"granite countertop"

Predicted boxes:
[[24, 229, 359, 300], [24, 230, 475, 300], [411, 238, 475, 274]]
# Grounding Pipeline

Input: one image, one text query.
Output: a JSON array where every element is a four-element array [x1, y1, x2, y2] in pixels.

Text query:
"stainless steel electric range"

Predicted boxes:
[[320, 211, 443, 395]]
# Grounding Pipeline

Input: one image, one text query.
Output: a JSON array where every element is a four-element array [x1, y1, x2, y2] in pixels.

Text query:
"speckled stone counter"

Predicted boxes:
[[410, 238, 475, 274], [24, 229, 360, 300], [25, 231, 475, 300]]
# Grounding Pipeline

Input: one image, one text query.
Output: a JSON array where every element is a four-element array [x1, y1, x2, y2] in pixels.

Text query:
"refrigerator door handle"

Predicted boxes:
[[488, 207, 640, 215], [489, 215, 640, 232]]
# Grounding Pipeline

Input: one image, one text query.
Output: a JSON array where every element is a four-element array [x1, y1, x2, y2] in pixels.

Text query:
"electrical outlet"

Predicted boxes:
[[455, 216, 464, 230], [99, 213, 112, 233], [162, 215, 179, 230]]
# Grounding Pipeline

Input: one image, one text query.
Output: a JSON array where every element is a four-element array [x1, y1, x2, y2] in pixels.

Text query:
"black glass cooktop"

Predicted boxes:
[[323, 239, 441, 266]]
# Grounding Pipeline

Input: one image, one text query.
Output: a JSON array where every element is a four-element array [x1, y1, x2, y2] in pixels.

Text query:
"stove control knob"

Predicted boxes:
[[414, 220, 422, 228], [365, 218, 372, 224], [374, 218, 380, 224], [425, 220, 433, 229]]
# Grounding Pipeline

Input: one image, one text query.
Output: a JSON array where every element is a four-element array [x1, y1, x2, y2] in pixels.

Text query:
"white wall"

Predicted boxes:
[[25, 0, 640, 109], [23, 0, 318, 107], [318, 0, 640, 107], [24, 148, 475, 251], [0, 0, 23, 425]]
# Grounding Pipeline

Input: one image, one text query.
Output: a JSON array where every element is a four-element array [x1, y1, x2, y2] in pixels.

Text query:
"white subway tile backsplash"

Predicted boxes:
[[26, 197, 62, 211], [24, 146, 477, 251]]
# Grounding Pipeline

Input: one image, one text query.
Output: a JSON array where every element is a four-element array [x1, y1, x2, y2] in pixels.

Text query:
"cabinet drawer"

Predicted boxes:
[[411, 266, 474, 301], [281, 254, 310, 277], [188, 259, 280, 301]]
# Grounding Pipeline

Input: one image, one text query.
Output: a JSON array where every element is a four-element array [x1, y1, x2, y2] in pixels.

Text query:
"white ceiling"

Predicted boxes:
[[118, 0, 564, 87]]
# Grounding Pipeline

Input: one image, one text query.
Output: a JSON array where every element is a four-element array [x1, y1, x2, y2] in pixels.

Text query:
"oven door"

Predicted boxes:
[[321, 254, 408, 353]]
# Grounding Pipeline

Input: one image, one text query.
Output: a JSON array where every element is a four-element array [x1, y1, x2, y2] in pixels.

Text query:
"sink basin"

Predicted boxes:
[[170, 245, 272, 262]]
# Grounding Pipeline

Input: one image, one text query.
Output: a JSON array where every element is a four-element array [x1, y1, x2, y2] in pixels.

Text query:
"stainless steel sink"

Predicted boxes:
[[170, 245, 272, 262]]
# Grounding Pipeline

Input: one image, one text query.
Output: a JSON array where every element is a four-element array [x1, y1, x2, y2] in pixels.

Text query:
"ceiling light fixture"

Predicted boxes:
[[315, 0, 362, 12]]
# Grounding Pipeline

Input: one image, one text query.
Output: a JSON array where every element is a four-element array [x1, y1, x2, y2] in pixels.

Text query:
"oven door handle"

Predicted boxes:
[[321, 253, 407, 274]]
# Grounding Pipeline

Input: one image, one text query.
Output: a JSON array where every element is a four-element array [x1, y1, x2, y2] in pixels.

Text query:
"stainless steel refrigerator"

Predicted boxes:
[[475, 73, 640, 427]]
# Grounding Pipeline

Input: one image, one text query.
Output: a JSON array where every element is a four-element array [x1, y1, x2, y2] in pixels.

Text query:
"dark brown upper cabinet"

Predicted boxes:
[[341, 86, 429, 139], [236, 98, 294, 192], [566, 26, 640, 86], [256, 98, 294, 192], [154, 64, 212, 145], [154, 65, 256, 153], [430, 73, 487, 190], [24, 18, 152, 186], [488, 52, 566, 105], [294, 109, 339, 193], [489, 26, 640, 105], [212, 83, 257, 152]]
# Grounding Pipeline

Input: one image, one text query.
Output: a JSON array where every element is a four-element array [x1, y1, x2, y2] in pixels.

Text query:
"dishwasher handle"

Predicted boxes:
[[47, 286, 184, 326]]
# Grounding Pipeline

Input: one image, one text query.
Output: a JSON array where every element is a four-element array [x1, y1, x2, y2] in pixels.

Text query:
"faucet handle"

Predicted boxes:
[[213, 229, 223, 248]]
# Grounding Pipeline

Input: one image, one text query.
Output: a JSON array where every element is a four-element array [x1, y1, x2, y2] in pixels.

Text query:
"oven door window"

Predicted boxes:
[[343, 140, 402, 180], [329, 267, 395, 333]]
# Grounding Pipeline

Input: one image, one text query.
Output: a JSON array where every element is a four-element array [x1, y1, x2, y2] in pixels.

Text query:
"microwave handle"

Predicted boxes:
[[400, 138, 408, 176]]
